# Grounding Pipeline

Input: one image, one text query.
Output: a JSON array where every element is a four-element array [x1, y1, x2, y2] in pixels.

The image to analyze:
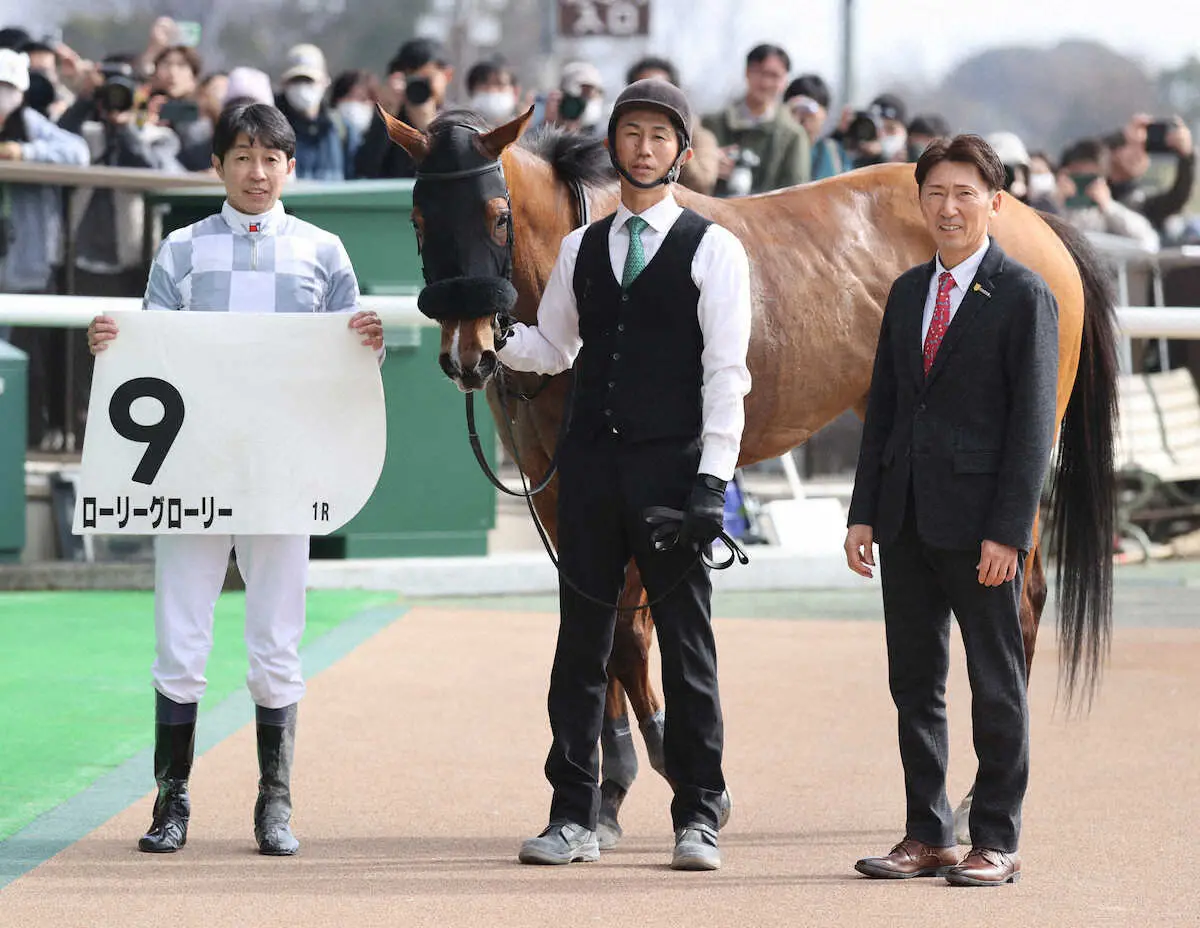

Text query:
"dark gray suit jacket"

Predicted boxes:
[[848, 240, 1059, 552]]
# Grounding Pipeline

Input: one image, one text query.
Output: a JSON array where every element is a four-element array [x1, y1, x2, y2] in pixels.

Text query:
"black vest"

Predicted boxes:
[[570, 208, 711, 443]]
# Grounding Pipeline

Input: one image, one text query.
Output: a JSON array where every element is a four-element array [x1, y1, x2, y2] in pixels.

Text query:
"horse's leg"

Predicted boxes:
[[600, 557, 729, 840], [610, 563, 665, 771], [596, 563, 660, 848], [597, 679, 636, 848], [952, 546, 1046, 845]]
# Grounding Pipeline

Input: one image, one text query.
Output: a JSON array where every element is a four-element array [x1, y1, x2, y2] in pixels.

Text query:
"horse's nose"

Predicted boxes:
[[439, 351, 461, 381], [458, 350, 498, 392]]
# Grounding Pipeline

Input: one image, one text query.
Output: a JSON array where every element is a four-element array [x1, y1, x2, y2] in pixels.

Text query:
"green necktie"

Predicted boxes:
[[621, 215, 649, 289]]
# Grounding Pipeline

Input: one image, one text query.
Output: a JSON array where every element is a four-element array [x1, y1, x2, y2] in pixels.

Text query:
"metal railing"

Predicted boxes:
[[1086, 234, 1200, 369]]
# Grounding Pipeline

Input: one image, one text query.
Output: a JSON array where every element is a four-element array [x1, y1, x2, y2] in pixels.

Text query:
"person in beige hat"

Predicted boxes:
[[548, 59, 605, 135], [276, 43, 344, 180]]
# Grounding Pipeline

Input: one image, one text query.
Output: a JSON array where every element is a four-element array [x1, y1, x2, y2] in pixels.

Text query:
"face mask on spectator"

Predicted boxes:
[[880, 132, 907, 161], [470, 89, 516, 123], [336, 100, 373, 134], [1029, 171, 1056, 199], [285, 81, 324, 115], [0, 84, 22, 119]]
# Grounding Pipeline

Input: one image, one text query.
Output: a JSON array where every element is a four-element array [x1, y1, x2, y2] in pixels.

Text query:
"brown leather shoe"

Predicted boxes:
[[944, 846, 1021, 886], [855, 838, 960, 879]]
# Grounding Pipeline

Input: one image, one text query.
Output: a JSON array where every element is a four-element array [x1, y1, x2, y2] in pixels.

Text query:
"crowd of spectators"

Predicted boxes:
[[0, 19, 1196, 450]]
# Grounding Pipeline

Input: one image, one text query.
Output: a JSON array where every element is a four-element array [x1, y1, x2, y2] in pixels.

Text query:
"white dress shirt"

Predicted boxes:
[[921, 236, 991, 343], [498, 191, 753, 480]]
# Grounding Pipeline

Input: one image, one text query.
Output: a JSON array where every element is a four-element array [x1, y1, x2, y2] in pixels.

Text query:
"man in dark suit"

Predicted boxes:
[[844, 134, 1059, 887]]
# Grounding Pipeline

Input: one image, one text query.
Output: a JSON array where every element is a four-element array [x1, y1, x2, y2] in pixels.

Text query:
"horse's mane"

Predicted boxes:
[[428, 108, 615, 189], [519, 124, 616, 189]]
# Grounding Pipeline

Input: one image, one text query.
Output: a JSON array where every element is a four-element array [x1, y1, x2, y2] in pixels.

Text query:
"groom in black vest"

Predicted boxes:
[[496, 79, 753, 870]]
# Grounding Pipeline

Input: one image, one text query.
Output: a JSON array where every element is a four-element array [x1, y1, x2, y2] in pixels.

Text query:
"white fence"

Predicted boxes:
[[0, 295, 1196, 340], [0, 293, 432, 329]]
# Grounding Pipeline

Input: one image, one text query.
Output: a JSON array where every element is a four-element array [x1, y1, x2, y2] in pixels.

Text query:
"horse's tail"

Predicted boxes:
[[1040, 211, 1119, 707]]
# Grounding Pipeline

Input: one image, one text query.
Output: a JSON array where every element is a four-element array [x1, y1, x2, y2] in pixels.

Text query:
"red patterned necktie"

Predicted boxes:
[[923, 271, 955, 375]]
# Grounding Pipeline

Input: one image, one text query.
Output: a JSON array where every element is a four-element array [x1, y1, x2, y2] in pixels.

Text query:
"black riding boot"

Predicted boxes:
[[138, 692, 197, 853], [254, 703, 300, 856]]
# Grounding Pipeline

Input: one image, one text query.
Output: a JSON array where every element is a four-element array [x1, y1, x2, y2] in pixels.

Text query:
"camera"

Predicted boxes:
[[1145, 120, 1175, 154], [95, 62, 139, 114], [404, 75, 432, 106], [725, 147, 761, 197]]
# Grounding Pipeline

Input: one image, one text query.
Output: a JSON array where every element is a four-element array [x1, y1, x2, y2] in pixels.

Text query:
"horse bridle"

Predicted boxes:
[[416, 152, 747, 612]]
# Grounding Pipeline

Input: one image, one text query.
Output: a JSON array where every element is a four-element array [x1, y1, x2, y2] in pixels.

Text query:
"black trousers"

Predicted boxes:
[[878, 504, 1029, 853], [545, 431, 725, 832]]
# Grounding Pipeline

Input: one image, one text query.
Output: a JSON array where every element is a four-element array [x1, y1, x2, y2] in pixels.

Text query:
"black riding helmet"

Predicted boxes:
[[606, 78, 693, 189]]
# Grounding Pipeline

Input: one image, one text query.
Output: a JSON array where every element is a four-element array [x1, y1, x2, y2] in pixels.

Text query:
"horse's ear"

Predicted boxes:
[[377, 104, 429, 163], [478, 106, 535, 160]]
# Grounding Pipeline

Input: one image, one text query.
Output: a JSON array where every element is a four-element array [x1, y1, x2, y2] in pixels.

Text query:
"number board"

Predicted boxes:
[[73, 311, 386, 535]]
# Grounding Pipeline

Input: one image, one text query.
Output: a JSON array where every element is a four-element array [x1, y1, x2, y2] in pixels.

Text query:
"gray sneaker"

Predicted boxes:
[[671, 823, 721, 871], [519, 822, 600, 865]]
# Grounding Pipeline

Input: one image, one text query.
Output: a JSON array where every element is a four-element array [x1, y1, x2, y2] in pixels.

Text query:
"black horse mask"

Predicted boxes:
[[413, 124, 517, 323]]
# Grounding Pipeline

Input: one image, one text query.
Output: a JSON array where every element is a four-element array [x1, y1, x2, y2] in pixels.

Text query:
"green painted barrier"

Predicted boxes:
[[0, 341, 27, 563]]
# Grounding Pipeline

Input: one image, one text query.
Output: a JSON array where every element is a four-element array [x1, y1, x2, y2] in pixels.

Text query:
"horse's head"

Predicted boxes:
[[381, 106, 534, 391]]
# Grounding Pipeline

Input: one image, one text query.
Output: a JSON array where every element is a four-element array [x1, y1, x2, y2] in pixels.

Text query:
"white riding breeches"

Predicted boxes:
[[152, 534, 309, 708]]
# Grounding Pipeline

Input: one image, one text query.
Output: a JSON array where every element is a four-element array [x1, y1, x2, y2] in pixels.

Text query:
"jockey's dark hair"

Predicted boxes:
[[915, 134, 1006, 193], [214, 102, 296, 161]]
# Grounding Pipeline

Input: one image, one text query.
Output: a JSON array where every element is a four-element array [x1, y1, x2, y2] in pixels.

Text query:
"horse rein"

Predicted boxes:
[[462, 175, 590, 501], [499, 399, 749, 614]]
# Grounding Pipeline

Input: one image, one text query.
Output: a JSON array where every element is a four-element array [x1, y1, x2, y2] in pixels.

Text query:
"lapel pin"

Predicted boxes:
[[973, 283, 992, 298]]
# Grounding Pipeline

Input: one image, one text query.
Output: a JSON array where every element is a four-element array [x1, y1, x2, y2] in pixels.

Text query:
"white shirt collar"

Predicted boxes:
[[613, 191, 682, 235], [221, 200, 286, 235], [935, 235, 991, 290]]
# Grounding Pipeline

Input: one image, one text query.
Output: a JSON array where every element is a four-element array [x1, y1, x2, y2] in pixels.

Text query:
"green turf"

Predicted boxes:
[[0, 589, 397, 842]]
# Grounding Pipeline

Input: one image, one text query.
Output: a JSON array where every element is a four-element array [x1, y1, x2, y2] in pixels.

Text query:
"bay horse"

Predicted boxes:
[[383, 107, 1117, 848]]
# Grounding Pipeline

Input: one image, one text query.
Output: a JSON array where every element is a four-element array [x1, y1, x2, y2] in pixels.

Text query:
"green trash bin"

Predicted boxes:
[[145, 180, 497, 557], [0, 340, 28, 562]]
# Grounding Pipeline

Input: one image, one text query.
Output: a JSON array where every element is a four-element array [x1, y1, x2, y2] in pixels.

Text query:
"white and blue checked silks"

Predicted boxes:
[[143, 200, 360, 315], [144, 199, 365, 710]]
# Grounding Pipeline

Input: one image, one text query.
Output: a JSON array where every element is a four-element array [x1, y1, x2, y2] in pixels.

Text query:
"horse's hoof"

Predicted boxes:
[[597, 780, 626, 850], [952, 795, 973, 846], [717, 787, 732, 830], [596, 817, 623, 850], [639, 710, 667, 778]]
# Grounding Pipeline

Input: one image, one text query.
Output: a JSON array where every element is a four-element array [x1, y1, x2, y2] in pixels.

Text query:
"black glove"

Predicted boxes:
[[679, 474, 728, 548], [493, 311, 515, 351]]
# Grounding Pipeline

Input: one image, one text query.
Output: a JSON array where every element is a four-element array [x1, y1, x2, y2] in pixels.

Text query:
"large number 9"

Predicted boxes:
[[108, 377, 186, 485]]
